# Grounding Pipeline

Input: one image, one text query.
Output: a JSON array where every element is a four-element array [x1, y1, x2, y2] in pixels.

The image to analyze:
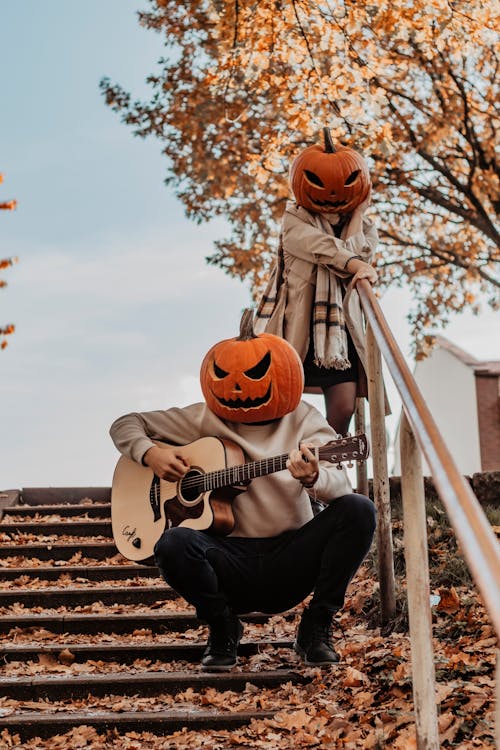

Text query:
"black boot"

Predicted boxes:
[[294, 607, 339, 666], [201, 611, 244, 671]]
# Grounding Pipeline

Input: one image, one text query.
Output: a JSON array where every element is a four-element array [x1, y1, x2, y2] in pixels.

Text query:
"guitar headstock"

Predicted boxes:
[[318, 433, 370, 467]]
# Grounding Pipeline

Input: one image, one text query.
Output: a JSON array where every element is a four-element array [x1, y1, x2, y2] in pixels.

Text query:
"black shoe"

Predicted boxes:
[[201, 612, 244, 671], [294, 607, 340, 666]]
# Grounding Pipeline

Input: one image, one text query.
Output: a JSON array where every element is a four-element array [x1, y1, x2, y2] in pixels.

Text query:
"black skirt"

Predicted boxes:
[[303, 328, 359, 388]]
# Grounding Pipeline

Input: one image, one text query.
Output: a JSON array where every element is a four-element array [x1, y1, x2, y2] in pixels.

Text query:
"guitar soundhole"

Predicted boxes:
[[178, 468, 204, 506]]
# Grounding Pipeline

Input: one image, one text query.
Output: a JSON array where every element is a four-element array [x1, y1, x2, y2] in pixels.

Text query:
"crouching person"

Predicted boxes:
[[110, 310, 375, 671]]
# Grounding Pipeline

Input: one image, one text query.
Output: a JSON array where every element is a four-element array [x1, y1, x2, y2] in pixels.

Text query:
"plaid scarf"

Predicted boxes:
[[254, 234, 285, 329], [255, 211, 351, 370]]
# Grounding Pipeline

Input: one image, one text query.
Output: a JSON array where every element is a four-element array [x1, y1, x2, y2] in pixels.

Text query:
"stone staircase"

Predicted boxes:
[[0, 489, 308, 742]]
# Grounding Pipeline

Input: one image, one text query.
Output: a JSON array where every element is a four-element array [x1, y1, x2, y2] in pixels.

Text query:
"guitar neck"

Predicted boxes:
[[200, 435, 368, 492], [203, 454, 289, 491]]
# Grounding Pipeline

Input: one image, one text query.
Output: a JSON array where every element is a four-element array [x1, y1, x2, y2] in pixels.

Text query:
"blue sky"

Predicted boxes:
[[1, 1, 497, 489]]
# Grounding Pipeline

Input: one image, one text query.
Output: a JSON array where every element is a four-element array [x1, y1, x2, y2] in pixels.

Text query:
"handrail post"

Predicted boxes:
[[356, 279, 500, 634], [400, 411, 440, 749], [355, 398, 369, 496], [366, 322, 396, 623]]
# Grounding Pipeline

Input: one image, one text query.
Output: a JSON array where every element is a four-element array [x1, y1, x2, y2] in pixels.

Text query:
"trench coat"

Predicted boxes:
[[258, 201, 390, 413]]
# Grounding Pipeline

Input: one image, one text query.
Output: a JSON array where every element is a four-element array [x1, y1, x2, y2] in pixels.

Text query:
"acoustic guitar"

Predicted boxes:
[[111, 433, 369, 564]]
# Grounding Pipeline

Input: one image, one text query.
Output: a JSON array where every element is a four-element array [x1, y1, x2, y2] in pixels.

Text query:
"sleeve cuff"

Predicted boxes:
[[343, 254, 363, 270], [331, 246, 362, 269], [347, 231, 373, 260], [131, 438, 157, 466]]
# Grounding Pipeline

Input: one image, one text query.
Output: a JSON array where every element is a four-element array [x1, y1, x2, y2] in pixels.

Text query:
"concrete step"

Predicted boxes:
[[0, 610, 297, 635], [18, 488, 111, 505], [0, 668, 307, 700], [0, 520, 113, 537], [0, 638, 294, 664], [0, 541, 118, 560], [0, 584, 176, 607], [0, 564, 159, 581], [3, 503, 111, 518], [0, 708, 278, 740]]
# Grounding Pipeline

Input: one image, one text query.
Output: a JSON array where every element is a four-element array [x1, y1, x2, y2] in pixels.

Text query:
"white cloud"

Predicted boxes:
[[1, 222, 255, 488]]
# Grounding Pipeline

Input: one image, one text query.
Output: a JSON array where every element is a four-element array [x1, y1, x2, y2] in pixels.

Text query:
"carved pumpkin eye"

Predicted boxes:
[[344, 170, 360, 186], [244, 351, 271, 380], [304, 170, 325, 188], [213, 360, 229, 379]]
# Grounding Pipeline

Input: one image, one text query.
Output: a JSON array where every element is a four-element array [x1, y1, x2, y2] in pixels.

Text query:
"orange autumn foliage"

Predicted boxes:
[[1, 172, 17, 350], [101, 1, 500, 347]]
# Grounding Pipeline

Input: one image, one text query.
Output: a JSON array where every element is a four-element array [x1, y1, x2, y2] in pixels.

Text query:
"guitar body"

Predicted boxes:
[[111, 437, 245, 564], [111, 431, 369, 565]]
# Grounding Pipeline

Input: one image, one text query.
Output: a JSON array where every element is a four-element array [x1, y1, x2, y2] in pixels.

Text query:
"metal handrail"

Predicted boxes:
[[357, 279, 500, 636]]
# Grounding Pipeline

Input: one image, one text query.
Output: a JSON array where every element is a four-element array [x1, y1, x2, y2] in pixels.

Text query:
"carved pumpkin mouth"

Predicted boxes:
[[215, 383, 272, 410], [306, 192, 348, 209]]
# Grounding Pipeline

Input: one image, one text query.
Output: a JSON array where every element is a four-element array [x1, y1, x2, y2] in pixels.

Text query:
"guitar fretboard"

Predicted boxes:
[[202, 453, 290, 491], [177, 435, 368, 496]]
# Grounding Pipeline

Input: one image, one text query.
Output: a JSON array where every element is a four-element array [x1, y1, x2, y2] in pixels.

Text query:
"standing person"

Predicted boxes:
[[255, 127, 380, 436], [110, 311, 375, 671]]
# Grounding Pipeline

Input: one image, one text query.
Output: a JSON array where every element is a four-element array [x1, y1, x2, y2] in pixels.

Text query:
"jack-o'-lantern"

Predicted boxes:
[[290, 127, 371, 215], [200, 309, 304, 423]]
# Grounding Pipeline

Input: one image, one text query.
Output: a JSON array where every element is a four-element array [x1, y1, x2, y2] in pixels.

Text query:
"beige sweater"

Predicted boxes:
[[110, 401, 353, 538]]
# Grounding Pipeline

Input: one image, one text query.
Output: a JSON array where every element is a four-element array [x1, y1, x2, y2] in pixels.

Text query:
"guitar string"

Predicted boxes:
[[176, 446, 364, 490], [172, 442, 364, 492]]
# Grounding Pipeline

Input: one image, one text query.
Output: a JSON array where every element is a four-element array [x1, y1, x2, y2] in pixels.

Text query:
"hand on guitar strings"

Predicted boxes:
[[286, 443, 320, 488], [142, 445, 189, 482]]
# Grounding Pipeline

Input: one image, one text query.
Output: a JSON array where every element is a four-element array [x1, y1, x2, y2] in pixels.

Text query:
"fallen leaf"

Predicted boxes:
[[437, 586, 461, 614], [343, 666, 370, 687], [58, 648, 76, 666]]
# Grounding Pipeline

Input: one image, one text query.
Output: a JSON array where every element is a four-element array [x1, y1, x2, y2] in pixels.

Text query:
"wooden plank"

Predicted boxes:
[[0, 564, 159, 581], [21, 487, 111, 505], [2, 503, 111, 517], [0, 541, 118, 560], [0, 610, 296, 635], [0, 520, 113, 537], [1, 639, 294, 664], [365, 323, 396, 624], [355, 398, 369, 496], [400, 413, 440, 749], [0, 584, 177, 607], [0, 709, 278, 739], [0, 668, 307, 700], [0, 490, 21, 522]]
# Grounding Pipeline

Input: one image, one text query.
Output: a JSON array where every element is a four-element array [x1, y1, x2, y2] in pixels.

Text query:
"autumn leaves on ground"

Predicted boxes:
[[0, 497, 497, 750]]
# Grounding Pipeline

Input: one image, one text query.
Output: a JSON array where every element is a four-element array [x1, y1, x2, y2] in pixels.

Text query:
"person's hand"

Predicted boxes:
[[346, 257, 378, 286], [351, 262, 378, 287], [143, 445, 189, 482], [287, 443, 320, 487], [344, 186, 372, 236], [353, 185, 372, 215]]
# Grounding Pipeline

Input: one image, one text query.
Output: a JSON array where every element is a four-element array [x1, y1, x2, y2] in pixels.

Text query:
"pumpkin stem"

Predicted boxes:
[[323, 127, 336, 153], [238, 308, 257, 340]]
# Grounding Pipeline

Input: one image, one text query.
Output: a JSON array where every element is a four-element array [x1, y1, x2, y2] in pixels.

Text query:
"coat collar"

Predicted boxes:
[[284, 200, 342, 227]]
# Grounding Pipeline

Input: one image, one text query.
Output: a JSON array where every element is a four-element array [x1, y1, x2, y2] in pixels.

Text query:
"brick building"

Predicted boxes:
[[393, 336, 500, 475]]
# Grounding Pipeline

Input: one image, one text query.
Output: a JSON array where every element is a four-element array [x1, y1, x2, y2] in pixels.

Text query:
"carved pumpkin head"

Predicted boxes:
[[200, 309, 304, 423], [290, 128, 371, 215]]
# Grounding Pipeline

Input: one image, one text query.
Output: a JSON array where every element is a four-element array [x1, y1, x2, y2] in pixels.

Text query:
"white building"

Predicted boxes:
[[393, 337, 500, 476]]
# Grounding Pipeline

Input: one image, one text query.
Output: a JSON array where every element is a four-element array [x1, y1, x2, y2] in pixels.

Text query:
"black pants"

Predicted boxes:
[[154, 493, 375, 621]]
